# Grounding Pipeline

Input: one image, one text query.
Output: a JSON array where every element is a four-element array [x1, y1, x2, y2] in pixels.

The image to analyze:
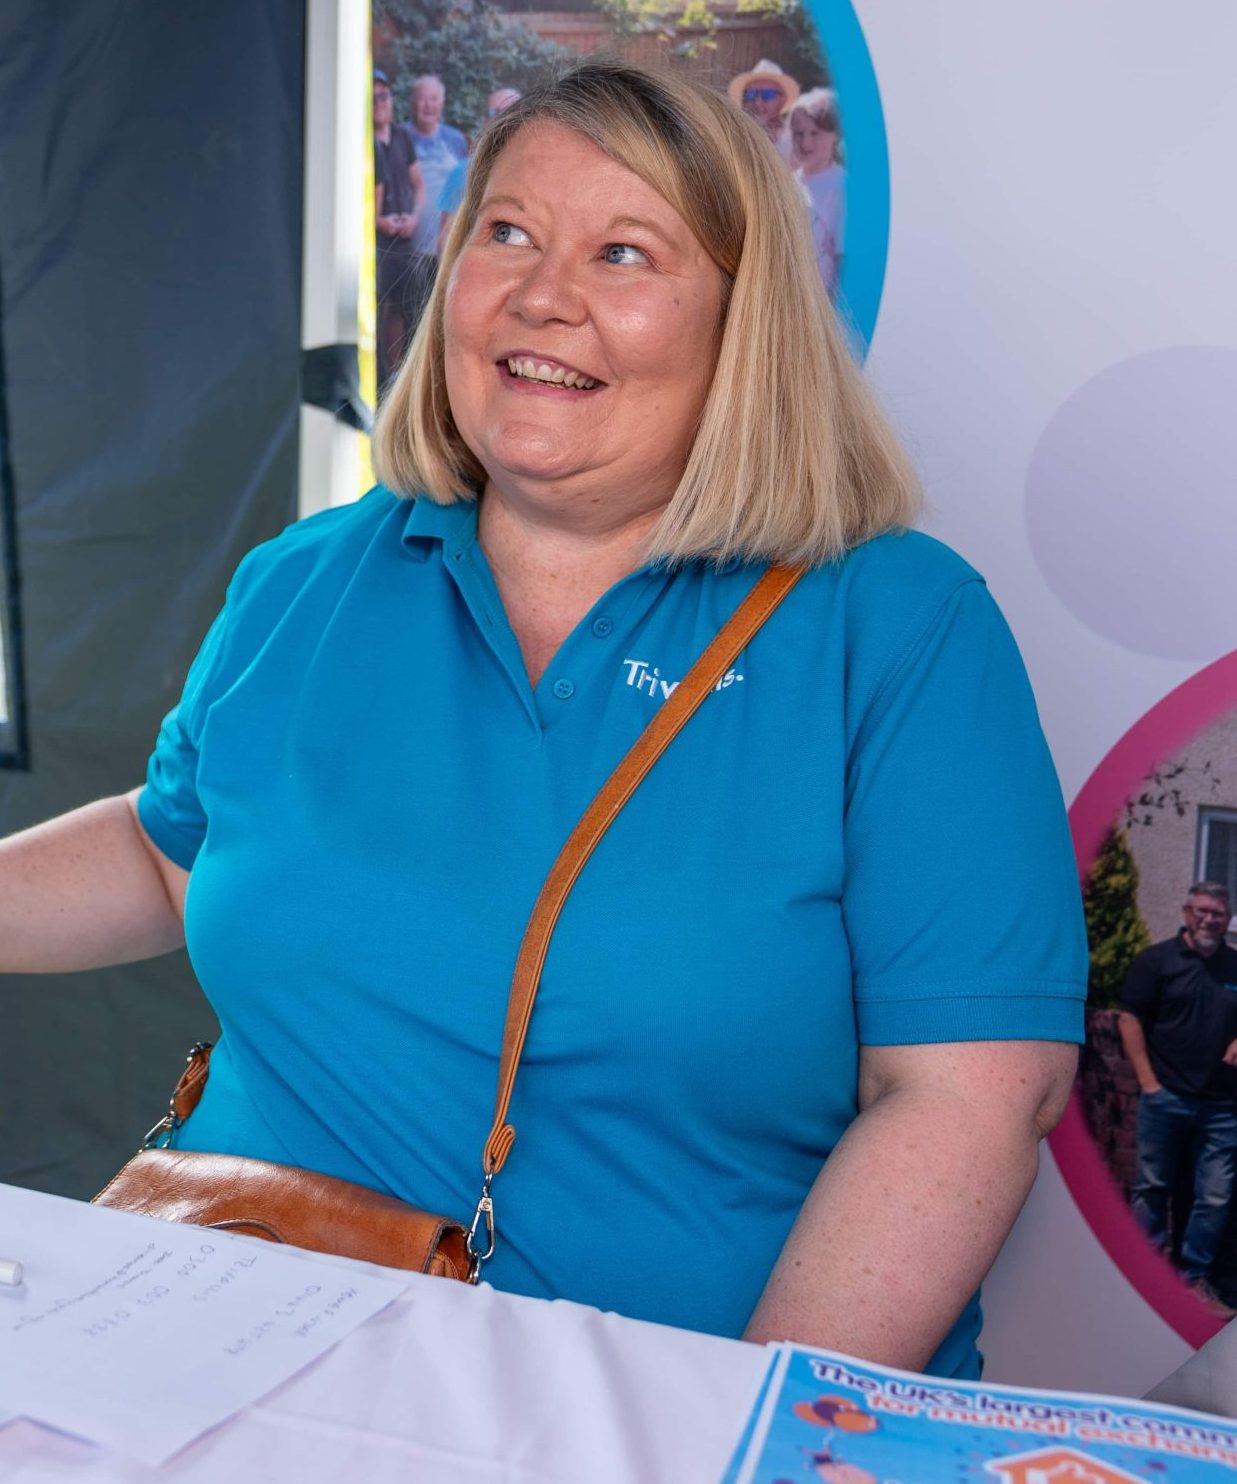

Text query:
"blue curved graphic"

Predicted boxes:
[[805, 0, 888, 357]]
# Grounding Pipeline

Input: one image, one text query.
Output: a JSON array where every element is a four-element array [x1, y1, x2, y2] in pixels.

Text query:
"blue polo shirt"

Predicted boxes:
[[139, 487, 1086, 1378]]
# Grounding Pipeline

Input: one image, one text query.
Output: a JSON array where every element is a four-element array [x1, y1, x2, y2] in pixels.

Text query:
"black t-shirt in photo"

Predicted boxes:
[[375, 127, 418, 246], [1120, 932, 1237, 1099]]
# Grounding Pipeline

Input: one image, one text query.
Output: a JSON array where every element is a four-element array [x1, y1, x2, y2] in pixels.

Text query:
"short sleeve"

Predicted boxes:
[[843, 577, 1087, 1046], [136, 606, 229, 871]]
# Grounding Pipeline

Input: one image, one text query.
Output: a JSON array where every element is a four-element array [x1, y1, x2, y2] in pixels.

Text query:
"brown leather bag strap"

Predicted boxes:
[[480, 562, 806, 1180]]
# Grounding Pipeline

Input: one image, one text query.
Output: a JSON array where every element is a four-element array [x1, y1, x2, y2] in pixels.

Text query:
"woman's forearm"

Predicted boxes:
[[0, 790, 186, 973], [743, 1040, 1076, 1371]]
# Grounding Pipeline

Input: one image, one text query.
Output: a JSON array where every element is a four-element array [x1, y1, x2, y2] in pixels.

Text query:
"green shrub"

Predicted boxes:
[[1084, 827, 1152, 1008]]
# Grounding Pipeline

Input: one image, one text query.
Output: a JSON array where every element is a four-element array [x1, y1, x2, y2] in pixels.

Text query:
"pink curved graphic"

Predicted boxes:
[[1051, 648, 1237, 1349]]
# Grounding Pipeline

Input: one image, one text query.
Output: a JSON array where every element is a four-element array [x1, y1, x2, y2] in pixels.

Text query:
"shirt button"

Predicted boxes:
[[590, 616, 613, 637], [552, 678, 576, 700]]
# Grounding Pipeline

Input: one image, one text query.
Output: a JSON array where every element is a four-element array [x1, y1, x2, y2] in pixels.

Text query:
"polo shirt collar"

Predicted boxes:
[[400, 493, 480, 563], [398, 489, 746, 576], [1177, 928, 1202, 961]]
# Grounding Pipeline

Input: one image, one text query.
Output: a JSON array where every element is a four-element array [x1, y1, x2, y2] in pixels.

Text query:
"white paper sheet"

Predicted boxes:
[[0, 1184, 408, 1466], [0, 1240, 772, 1483]]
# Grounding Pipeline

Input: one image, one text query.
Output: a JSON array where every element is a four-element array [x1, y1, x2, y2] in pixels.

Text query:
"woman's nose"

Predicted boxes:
[[506, 252, 586, 326]]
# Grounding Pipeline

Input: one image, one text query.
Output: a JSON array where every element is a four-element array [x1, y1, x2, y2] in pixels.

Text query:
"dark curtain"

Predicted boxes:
[[0, 0, 304, 1196]]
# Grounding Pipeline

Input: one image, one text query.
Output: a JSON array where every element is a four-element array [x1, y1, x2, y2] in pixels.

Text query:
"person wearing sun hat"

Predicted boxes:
[[728, 58, 801, 157]]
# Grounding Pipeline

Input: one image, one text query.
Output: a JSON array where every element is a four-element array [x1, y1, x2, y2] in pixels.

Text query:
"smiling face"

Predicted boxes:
[[1184, 893, 1231, 954], [413, 79, 444, 134], [443, 122, 725, 534], [741, 83, 787, 127], [791, 111, 838, 173]]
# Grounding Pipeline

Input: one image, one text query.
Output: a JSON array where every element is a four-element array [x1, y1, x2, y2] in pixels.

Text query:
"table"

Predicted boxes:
[[0, 1236, 770, 1483]]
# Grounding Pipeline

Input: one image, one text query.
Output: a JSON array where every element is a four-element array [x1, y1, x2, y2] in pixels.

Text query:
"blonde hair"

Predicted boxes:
[[374, 59, 918, 567]]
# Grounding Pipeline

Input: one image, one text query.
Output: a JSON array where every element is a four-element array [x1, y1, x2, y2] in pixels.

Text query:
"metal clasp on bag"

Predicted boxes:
[[465, 1173, 496, 1284], [141, 1041, 210, 1150], [141, 1109, 179, 1150]]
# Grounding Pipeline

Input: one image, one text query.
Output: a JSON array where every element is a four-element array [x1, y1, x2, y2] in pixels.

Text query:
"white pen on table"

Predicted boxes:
[[0, 1258, 23, 1286]]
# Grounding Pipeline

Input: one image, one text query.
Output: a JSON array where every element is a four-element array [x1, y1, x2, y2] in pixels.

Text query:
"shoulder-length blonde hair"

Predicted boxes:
[[374, 59, 918, 567]]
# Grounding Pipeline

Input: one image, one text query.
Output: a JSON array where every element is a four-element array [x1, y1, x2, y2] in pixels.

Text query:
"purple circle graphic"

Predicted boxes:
[[1025, 347, 1237, 660]]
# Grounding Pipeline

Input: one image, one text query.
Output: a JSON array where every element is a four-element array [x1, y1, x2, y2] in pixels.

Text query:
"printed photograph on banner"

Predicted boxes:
[[371, 0, 841, 396], [1079, 698, 1237, 1319]]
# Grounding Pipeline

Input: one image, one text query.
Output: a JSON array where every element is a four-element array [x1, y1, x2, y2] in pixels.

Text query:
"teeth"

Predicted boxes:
[[506, 357, 596, 389]]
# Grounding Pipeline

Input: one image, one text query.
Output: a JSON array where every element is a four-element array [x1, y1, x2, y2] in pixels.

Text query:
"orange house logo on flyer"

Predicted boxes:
[[985, 1446, 1145, 1484]]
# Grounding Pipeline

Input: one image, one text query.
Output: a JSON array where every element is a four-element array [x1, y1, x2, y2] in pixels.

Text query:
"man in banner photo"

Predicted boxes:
[[401, 73, 468, 331], [1119, 880, 1237, 1313]]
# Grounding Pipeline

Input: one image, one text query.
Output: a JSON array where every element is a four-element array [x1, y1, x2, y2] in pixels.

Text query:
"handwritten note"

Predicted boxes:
[[0, 1182, 408, 1465]]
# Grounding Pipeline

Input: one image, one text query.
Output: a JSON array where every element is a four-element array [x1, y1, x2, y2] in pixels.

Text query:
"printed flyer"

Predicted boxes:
[[730, 1343, 1237, 1483]]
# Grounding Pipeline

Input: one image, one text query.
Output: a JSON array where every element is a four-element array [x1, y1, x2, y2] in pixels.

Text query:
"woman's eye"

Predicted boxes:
[[603, 243, 649, 266], [491, 221, 532, 246]]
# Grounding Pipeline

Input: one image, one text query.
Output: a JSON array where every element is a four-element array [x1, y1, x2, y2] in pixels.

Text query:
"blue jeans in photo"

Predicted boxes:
[[1130, 1086, 1237, 1282]]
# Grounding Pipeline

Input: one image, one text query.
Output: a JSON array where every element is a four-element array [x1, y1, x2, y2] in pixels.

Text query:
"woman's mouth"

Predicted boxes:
[[501, 356, 603, 391]]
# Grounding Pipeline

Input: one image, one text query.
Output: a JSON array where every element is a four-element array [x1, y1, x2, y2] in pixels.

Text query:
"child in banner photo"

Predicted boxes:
[[790, 88, 846, 302]]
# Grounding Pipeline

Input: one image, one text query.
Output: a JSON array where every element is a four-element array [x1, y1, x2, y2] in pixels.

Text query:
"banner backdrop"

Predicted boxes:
[[0, 1, 304, 1198], [846, 1, 1237, 1396], [369, 0, 860, 378], [364, 0, 1237, 1396]]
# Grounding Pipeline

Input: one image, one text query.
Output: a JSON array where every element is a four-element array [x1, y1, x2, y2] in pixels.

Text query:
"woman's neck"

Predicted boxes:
[[477, 489, 663, 687]]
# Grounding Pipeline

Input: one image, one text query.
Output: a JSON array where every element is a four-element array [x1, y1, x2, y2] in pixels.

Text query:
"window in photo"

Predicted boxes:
[[1198, 806, 1237, 923]]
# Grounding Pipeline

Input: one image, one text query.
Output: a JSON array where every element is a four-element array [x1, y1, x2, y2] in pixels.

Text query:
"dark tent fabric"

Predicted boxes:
[[0, 1, 304, 1196]]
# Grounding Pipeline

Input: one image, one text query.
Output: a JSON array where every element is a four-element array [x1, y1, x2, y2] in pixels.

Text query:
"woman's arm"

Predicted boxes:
[[743, 1038, 1077, 1370], [0, 789, 187, 973]]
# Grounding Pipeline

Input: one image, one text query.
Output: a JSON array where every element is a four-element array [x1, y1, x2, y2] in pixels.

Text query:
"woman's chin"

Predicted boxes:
[[481, 452, 597, 498]]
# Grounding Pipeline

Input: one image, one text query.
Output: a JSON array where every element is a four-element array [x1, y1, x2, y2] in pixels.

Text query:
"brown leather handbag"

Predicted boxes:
[[93, 564, 805, 1281]]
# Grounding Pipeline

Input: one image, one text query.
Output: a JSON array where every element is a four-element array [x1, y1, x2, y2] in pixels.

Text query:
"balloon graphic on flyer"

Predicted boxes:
[[793, 1394, 879, 1431]]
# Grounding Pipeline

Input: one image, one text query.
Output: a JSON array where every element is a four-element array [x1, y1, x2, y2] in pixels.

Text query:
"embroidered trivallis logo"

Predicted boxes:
[[621, 657, 744, 702]]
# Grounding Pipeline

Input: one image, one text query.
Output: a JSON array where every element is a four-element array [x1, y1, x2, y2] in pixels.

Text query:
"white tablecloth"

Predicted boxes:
[[0, 1240, 770, 1483]]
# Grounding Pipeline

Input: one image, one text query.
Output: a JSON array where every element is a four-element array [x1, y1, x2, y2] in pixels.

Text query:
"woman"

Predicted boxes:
[[0, 62, 1085, 1380], [790, 88, 846, 300]]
